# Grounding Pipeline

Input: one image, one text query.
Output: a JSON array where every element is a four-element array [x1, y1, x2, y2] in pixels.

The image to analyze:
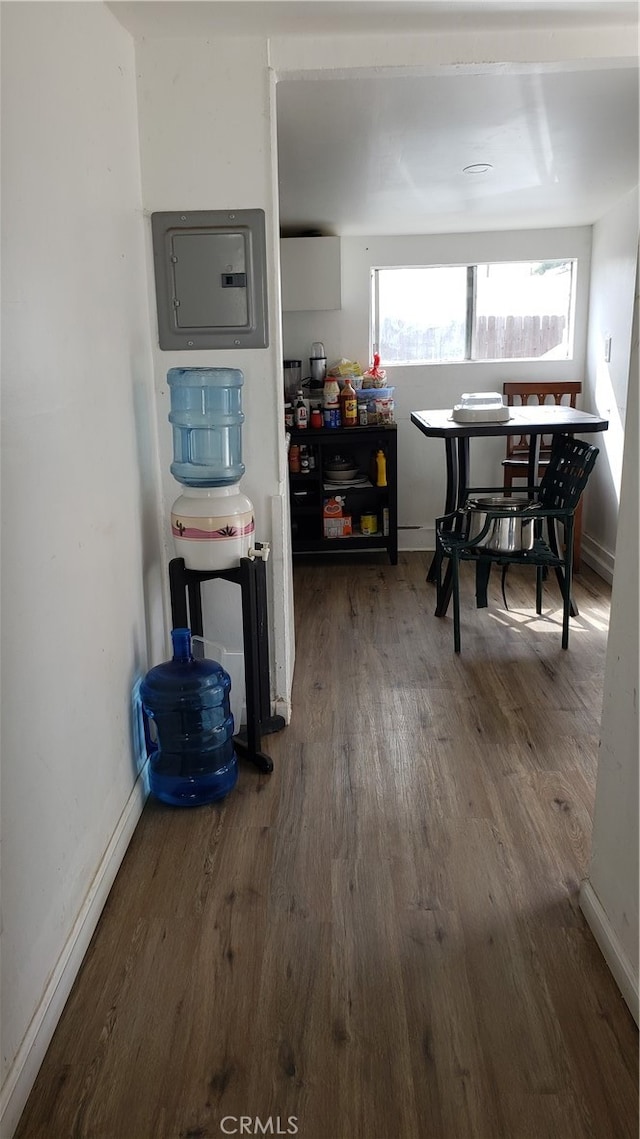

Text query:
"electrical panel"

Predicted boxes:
[[151, 209, 269, 350]]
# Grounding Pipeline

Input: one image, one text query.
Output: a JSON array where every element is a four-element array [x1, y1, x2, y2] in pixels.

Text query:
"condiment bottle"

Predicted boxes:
[[288, 443, 301, 474], [310, 406, 323, 430], [323, 374, 341, 428], [294, 390, 308, 429], [300, 445, 310, 474], [341, 376, 358, 427], [375, 448, 387, 487]]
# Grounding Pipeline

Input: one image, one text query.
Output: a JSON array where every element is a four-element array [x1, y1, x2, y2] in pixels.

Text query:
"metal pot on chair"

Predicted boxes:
[[464, 495, 537, 553]]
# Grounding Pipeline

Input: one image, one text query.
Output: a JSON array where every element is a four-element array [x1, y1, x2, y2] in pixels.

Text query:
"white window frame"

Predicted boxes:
[[371, 259, 577, 366]]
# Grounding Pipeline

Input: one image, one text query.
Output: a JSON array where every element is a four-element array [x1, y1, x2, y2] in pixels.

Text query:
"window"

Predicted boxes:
[[371, 259, 576, 365]]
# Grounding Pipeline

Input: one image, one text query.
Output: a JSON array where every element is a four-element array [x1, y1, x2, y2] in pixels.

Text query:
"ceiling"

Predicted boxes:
[[111, 1, 639, 236], [276, 63, 639, 236]]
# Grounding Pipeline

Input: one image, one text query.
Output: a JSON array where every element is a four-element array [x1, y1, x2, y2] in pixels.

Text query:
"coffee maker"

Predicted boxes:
[[283, 359, 302, 400]]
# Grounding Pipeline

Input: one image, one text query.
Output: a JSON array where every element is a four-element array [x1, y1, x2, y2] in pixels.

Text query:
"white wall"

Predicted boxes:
[[580, 261, 639, 1022], [134, 36, 295, 720], [284, 227, 592, 550], [0, 4, 165, 1133], [582, 186, 639, 580]]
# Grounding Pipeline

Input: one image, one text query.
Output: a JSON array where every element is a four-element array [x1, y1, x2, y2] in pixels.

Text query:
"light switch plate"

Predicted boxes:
[[151, 209, 269, 350]]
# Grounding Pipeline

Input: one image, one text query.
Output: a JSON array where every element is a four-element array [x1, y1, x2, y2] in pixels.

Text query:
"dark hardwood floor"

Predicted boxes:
[[15, 554, 638, 1139]]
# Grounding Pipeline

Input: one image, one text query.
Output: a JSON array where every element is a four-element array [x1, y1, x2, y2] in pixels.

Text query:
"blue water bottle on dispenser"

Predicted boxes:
[[168, 366, 245, 487], [140, 628, 238, 806]]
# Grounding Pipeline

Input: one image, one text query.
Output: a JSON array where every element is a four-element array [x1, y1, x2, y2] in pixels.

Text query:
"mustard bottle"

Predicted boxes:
[[375, 449, 387, 487]]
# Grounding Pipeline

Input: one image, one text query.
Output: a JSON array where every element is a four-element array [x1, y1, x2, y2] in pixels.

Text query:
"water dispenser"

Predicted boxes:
[[168, 367, 255, 571]]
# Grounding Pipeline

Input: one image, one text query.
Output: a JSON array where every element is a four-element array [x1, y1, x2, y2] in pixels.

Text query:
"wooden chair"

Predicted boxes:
[[502, 381, 583, 569], [436, 434, 599, 653]]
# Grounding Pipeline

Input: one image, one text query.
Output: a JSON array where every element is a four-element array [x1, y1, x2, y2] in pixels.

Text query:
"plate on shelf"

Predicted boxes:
[[323, 467, 359, 483], [323, 476, 373, 489]]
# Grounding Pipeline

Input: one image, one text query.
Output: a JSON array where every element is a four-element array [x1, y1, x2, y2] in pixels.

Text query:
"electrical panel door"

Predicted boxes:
[[152, 210, 268, 350]]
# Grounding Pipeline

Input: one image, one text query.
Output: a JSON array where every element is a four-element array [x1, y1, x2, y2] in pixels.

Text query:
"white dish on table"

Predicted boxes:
[[451, 391, 510, 423]]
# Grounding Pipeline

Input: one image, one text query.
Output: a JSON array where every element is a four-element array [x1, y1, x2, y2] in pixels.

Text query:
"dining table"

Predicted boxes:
[[410, 403, 609, 617]]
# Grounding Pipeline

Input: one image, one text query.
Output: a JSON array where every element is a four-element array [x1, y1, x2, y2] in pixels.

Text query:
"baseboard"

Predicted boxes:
[[579, 879, 639, 1025], [580, 535, 615, 584], [398, 527, 433, 551], [0, 771, 149, 1139]]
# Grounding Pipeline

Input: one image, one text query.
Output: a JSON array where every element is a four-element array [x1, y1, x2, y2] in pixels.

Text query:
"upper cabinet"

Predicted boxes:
[[280, 236, 341, 312]]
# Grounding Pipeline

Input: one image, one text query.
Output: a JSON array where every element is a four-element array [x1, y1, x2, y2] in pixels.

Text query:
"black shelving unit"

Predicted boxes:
[[288, 424, 398, 564]]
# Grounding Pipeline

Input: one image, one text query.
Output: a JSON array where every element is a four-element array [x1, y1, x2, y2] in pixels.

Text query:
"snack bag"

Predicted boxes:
[[362, 352, 387, 389], [327, 358, 364, 388]]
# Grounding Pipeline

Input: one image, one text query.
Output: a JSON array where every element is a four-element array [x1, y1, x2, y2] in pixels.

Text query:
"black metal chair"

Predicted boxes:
[[435, 434, 599, 652]]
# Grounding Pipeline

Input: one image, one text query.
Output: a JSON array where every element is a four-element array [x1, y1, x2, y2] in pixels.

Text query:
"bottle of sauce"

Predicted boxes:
[[288, 443, 301, 474], [375, 448, 387, 487], [323, 374, 341, 429], [294, 390, 308, 430], [340, 376, 358, 427]]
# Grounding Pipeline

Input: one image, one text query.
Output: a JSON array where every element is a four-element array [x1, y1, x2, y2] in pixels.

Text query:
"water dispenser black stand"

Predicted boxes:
[[168, 548, 285, 774]]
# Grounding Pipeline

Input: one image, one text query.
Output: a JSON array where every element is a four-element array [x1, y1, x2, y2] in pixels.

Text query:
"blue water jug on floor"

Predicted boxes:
[[140, 628, 238, 807], [168, 366, 245, 487]]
